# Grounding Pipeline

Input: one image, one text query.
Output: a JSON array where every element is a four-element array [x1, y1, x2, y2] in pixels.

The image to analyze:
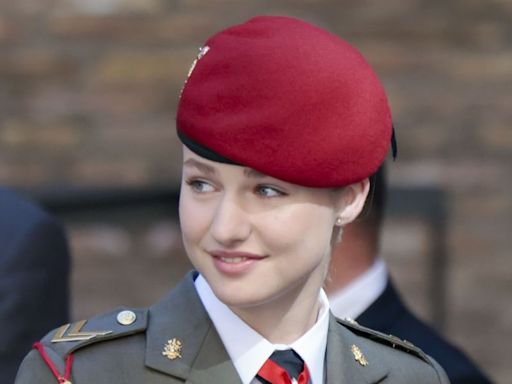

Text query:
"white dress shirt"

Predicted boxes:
[[328, 257, 388, 320], [195, 275, 329, 384]]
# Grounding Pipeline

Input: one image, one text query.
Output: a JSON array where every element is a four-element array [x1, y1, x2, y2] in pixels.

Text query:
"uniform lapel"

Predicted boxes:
[[325, 314, 388, 384], [185, 324, 242, 384], [145, 272, 241, 384]]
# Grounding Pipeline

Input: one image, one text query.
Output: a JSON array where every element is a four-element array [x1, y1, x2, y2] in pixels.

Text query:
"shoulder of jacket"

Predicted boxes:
[[336, 317, 430, 364], [39, 307, 148, 358]]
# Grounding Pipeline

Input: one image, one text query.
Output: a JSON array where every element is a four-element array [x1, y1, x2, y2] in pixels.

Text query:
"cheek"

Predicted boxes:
[[257, 206, 334, 257], [179, 195, 209, 247]]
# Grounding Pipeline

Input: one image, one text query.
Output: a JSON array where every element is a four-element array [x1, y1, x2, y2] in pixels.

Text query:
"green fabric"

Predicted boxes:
[[15, 272, 449, 384]]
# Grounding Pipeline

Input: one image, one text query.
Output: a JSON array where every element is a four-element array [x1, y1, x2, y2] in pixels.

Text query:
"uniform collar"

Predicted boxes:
[[143, 271, 388, 384], [195, 274, 329, 384], [329, 258, 388, 320]]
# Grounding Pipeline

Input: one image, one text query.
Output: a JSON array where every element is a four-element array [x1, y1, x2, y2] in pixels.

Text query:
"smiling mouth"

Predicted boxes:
[[209, 251, 266, 274], [209, 251, 266, 262], [218, 256, 248, 263]]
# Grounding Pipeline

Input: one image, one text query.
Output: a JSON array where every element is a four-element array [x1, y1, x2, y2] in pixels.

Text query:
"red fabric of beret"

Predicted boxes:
[[177, 16, 393, 188]]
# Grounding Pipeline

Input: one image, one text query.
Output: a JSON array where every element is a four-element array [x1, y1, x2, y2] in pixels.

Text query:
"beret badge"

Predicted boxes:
[[187, 46, 210, 79], [180, 46, 210, 97]]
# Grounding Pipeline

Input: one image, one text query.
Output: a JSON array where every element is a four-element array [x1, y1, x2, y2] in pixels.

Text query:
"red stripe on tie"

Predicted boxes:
[[33, 342, 74, 384], [258, 357, 311, 384], [297, 363, 311, 384], [258, 358, 292, 384]]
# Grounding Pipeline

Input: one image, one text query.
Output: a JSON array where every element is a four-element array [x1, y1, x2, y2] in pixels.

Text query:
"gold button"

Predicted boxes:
[[117, 310, 137, 326]]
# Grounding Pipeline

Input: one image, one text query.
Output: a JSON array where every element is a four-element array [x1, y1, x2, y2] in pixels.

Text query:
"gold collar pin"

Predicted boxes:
[[162, 338, 183, 360], [351, 344, 368, 366]]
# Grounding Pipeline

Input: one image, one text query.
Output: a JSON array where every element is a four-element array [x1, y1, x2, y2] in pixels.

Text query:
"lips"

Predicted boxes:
[[218, 256, 247, 263], [210, 250, 266, 261], [208, 250, 266, 275]]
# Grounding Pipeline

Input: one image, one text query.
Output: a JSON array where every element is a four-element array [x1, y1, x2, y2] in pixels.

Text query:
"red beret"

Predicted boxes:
[[177, 16, 393, 188]]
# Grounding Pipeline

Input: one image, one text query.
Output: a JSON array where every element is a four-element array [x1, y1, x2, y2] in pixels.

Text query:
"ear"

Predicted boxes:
[[334, 178, 370, 226]]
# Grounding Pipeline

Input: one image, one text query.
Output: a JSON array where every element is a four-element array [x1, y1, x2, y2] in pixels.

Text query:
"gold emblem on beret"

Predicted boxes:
[[351, 344, 368, 366], [162, 338, 183, 360], [187, 46, 210, 79]]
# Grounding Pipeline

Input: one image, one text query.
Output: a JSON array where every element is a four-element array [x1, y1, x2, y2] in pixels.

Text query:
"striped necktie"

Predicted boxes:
[[257, 349, 311, 384]]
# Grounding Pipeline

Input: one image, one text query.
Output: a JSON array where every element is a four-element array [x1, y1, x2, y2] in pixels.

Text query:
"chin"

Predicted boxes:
[[211, 283, 265, 308]]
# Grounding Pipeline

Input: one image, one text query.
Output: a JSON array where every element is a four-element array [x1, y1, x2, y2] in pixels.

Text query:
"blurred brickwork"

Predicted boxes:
[[1, 0, 511, 382]]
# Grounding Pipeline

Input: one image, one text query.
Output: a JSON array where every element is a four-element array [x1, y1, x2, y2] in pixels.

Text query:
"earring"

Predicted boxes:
[[335, 217, 343, 226]]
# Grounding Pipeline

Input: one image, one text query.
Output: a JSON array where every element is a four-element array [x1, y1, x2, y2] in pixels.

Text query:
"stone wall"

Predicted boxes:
[[1, 1, 510, 382]]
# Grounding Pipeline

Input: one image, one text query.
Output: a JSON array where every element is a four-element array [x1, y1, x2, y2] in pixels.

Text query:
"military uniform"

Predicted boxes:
[[16, 272, 449, 384], [16, 15, 449, 384]]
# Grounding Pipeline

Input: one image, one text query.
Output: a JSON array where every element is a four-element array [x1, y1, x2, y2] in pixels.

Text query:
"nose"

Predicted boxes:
[[210, 196, 251, 246]]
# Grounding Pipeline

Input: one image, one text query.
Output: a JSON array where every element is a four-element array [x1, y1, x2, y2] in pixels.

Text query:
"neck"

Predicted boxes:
[[324, 225, 378, 295], [230, 277, 322, 344]]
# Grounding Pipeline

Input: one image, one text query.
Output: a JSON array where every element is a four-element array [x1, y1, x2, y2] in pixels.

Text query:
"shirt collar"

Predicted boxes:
[[329, 257, 388, 320], [195, 275, 329, 384]]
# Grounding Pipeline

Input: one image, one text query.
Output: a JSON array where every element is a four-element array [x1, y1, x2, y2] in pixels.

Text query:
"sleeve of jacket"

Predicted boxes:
[[14, 349, 59, 384]]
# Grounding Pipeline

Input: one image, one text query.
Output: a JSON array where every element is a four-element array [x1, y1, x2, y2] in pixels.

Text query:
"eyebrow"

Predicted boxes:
[[183, 158, 217, 175], [243, 168, 266, 179]]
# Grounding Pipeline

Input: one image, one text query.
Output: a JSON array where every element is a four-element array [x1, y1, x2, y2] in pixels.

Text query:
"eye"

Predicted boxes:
[[255, 185, 285, 198], [186, 179, 216, 193]]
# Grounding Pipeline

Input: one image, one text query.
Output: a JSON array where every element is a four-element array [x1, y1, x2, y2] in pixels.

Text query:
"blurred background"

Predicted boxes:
[[0, 0, 510, 382]]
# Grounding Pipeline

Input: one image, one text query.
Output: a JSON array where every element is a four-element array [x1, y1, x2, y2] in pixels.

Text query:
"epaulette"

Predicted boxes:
[[31, 307, 148, 382], [40, 307, 148, 358], [336, 317, 430, 364]]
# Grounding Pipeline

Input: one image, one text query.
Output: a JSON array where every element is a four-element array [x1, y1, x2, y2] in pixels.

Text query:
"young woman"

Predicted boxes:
[[16, 16, 449, 384]]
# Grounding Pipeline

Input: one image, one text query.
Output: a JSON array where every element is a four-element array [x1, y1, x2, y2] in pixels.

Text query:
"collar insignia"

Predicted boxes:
[[162, 338, 183, 360], [351, 344, 368, 366]]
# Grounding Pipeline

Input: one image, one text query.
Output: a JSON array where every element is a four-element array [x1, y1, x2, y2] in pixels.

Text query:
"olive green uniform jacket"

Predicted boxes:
[[16, 272, 450, 384]]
